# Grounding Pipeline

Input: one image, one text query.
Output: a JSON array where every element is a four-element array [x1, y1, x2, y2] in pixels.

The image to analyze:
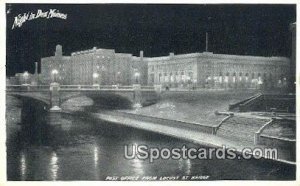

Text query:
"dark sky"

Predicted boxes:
[[6, 4, 296, 76]]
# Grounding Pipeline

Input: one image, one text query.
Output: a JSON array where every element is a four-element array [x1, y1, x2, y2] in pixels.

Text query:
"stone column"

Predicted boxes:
[[48, 81, 63, 142], [50, 82, 61, 111], [47, 111, 62, 126], [133, 84, 142, 108], [154, 84, 162, 93], [35, 62, 38, 74]]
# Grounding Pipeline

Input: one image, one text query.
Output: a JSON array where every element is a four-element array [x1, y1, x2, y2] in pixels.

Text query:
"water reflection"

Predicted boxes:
[[93, 145, 100, 180], [6, 104, 296, 180], [20, 151, 26, 181], [49, 151, 59, 181], [178, 158, 191, 176], [185, 159, 191, 175], [132, 158, 144, 175], [94, 146, 99, 166]]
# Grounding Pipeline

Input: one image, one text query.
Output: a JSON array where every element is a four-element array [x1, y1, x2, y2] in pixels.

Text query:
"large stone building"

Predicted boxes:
[[40, 45, 290, 90], [40, 45, 71, 85], [146, 52, 290, 89], [8, 62, 40, 85], [40, 45, 147, 85]]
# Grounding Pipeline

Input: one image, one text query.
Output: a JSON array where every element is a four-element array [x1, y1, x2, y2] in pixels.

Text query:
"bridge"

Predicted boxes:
[[7, 83, 162, 109], [6, 83, 162, 131]]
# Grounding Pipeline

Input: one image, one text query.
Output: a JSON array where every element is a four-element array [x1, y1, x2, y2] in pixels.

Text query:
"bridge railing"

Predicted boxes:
[[6, 85, 50, 92], [60, 85, 108, 89], [60, 85, 134, 90], [141, 86, 155, 90], [116, 85, 133, 90], [7, 84, 157, 92]]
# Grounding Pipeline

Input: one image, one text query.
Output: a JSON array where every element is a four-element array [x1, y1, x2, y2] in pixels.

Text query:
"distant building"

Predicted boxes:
[[8, 71, 37, 85], [40, 45, 71, 85], [39, 45, 290, 89], [40, 45, 147, 85], [146, 52, 290, 89]]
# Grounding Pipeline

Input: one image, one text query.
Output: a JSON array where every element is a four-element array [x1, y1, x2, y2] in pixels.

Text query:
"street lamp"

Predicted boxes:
[[93, 72, 99, 86], [193, 79, 197, 90], [51, 69, 59, 83], [134, 70, 140, 84], [23, 71, 29, 85], [116, 71, 121, 85], [93, 72, 99, 79]]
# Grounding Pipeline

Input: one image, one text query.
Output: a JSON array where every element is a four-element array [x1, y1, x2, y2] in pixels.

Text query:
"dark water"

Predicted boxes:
[[6, 98, 296, 181]]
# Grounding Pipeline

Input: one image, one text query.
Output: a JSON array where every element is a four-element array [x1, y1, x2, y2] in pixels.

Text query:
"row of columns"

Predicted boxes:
[[203, 75, 287, 89], [155, 72, 288, 89]]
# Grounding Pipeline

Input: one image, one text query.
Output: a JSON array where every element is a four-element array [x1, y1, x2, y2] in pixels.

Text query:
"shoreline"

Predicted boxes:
[[61, 109, 296, 166]]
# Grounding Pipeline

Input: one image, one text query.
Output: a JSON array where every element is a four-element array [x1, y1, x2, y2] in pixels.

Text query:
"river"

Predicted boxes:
[[6, 96, 295, 181]]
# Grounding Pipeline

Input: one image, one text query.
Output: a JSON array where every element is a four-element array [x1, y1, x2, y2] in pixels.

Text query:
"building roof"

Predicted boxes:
[[145, 52, 290, 64]]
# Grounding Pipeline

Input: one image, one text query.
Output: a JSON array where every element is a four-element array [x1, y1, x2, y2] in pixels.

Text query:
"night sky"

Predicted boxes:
[[6, 4, 296, 76]]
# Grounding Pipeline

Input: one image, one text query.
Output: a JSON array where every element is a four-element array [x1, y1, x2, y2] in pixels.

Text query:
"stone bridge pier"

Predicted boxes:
[[133, 84, 142, 108], [48, 82, 64, 137], [19, 96, 62, 145], [50, 82, 62, 111]]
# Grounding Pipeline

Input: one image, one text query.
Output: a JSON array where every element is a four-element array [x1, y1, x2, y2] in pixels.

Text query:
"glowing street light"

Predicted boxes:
[[93, 72, 99, 86], [23, 71, 29, 85], [51, 69, 59, 83], [93, 72, 99, 79], [97, 66, 106, 84], [134, 70, 140, 84], [116, 71, 121, 82]]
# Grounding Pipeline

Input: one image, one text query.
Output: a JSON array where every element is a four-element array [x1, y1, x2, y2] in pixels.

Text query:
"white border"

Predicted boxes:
[[0, 1, 299, 186]]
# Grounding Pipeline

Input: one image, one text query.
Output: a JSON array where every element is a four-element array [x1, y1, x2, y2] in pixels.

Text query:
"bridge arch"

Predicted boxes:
[[7, 93, 50, 106], [60, 91, 135, 110], [7, 94, 50, 130]]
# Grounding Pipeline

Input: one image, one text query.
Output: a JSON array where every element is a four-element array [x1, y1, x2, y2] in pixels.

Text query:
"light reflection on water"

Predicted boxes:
[[49, 152, 59, 181], [185, 159, 191, 175], [20, 152, 26, 181], [6, 112, 296, 181], [132, 158, 144, 175], [93, 145, 100, 180], [94, 146, 99, 166], [178, 158, 191, 176]]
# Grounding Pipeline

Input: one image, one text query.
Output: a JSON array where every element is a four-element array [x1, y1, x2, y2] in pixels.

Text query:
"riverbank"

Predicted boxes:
[[58, 91, 295, 164], [123, 90, 257, 125], [69, 109, 295, 165]]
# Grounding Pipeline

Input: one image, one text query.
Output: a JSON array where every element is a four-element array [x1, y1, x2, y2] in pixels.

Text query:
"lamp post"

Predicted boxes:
[[93, 72, 99, 87], [96, 65, 106, 85], [116, 71, 121, 85], [187, 76, 192, 90], [50, 69, 61, 111], [23, 71, 29, 85], [193, 79, 197, 90], [133, 69, 142, 108], [51, 69, 59, 83], [134, 69, 140, 84]]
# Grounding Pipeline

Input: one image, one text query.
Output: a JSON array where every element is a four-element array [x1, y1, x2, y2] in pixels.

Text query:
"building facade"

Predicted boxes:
[[8, 62, 40, 85], [146, 52, 290, 89], [40, 45, 147, 85], [40, 45, 290, 89], [40, 45, 71, 85]]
